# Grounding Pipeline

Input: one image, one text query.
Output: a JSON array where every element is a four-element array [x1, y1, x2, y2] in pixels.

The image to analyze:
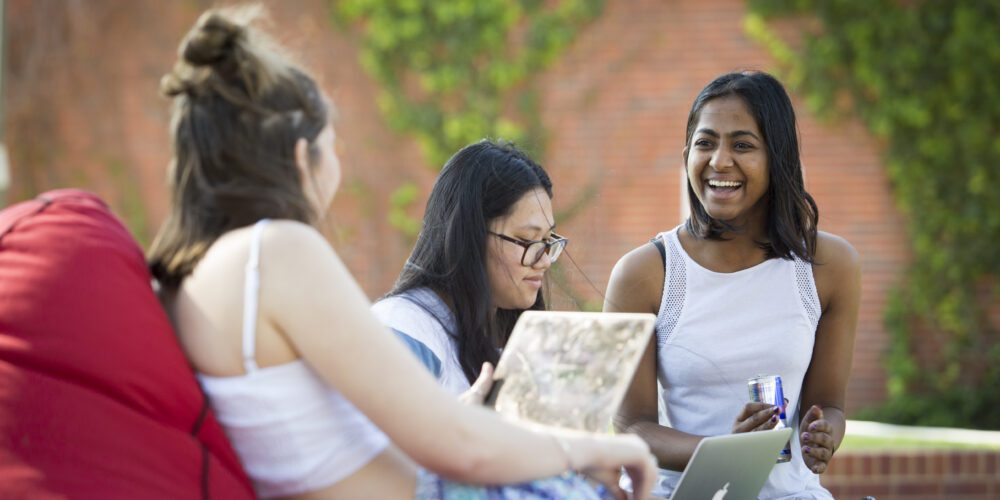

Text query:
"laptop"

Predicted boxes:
[[665, 428, 793, 500], [483, 311, 656, 432]]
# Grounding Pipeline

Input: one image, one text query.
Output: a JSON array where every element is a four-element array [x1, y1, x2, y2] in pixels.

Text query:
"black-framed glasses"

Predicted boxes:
[[488, 231, 568, 266]]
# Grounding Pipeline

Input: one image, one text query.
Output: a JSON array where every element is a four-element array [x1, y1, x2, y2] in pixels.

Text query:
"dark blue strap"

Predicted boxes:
[[392, 328, 443, 378], [650, 236, 666, 273]]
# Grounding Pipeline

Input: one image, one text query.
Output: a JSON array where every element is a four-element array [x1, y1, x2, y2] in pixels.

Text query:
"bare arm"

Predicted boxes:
[[605, 243, 704, 471], [262, 222, 656, 491], [797, 232, 861, 474]]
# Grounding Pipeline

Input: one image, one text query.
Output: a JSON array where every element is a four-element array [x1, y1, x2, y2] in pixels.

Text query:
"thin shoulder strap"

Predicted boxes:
[[242, 219, 270, 374], [650, 235, 666, 273]]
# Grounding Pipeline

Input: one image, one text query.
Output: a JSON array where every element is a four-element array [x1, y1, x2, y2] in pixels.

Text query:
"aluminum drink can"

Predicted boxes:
[[747, 374, 792, 463]]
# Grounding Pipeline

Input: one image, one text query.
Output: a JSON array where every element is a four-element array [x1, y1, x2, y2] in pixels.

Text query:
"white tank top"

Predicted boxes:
[[653, 227, 831, 499], [198, 220, 389, 498]]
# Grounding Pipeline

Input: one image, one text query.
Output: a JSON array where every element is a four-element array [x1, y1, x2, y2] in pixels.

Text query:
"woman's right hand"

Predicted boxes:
[[567, 433, 658, 500], [613, 434, 658, 500], [731, 402, 781, 433]]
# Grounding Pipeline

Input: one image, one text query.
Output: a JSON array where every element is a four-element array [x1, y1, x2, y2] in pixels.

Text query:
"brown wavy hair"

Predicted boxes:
[[148, 6, 329, 288]]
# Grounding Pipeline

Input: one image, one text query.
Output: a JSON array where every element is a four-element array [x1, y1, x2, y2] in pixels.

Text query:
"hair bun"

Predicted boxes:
[[160, 72, 192, 98], [181, 12, 245, 67]]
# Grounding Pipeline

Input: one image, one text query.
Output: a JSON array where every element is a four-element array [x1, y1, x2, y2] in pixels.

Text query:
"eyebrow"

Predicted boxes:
[[515, 223, 557, 234], [695, 128, 761, 141]]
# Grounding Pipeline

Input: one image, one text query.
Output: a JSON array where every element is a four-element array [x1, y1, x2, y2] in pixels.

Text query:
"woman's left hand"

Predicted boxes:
[[458, 362, 495, 405], [799, 405, 834, 474]]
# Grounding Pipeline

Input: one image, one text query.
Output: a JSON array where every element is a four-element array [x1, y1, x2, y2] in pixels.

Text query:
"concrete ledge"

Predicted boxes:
[[847, 420, 1000, 447]]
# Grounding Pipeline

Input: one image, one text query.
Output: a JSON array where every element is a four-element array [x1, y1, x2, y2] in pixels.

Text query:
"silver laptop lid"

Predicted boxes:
[[487, 311, 655, 432], [670, 428, 793, 500]]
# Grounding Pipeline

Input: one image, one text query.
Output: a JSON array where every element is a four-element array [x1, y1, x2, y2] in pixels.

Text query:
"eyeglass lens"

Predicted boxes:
[[524, 239, 564, 266]]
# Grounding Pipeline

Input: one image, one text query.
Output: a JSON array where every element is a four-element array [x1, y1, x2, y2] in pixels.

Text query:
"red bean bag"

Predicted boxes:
[[0, 189, 254, 499]]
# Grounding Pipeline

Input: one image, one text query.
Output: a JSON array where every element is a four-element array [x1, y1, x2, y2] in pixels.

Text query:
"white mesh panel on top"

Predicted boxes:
[[794, 258, 821, 331], [656, 232, 686, 350]]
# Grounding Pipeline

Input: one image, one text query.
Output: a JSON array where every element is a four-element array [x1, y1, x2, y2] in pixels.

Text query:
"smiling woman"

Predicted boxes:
[[605, 71, 861, 499], [373, 140, 565, 395]]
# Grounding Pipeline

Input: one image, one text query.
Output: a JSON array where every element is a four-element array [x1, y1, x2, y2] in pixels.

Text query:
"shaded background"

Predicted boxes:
[[1, 0, 995, 424]]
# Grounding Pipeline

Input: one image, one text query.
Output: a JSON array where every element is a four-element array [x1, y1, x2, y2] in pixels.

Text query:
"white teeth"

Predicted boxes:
[[708, 179, 743, 188]]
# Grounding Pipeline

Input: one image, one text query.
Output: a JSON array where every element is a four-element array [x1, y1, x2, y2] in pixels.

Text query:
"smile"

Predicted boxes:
[[707, 179, 743, 190]]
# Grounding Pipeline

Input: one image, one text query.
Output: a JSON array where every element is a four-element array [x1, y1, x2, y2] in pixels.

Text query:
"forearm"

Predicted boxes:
[[623, 419, 703, 472], [424, 405, 578, 484]]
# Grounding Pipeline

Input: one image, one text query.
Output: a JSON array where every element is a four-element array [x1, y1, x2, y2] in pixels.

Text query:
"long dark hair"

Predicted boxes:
[[389, 140, 553, 384], [148, 7, 329, 288], [683, 71, 818, 262]]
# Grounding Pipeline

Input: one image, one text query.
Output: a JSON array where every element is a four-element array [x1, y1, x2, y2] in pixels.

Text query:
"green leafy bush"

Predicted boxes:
[[747, 0, 1000, 429], [333, 0, 603, 235]]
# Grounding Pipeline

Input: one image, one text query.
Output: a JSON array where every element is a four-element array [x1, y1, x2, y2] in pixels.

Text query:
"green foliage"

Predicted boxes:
[[388, 182, 422, 238], [747, 0, 1000, 429], [334, 0, 603, 166], [333, 0, 604, 233]]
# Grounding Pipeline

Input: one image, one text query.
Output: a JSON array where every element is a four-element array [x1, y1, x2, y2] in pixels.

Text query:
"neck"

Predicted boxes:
[[715, 194, 769, 243], [716, 214, 766, 245]]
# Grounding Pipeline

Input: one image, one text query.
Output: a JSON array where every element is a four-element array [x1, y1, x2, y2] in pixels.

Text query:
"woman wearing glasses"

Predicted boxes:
[[373, 140, 567, 396]]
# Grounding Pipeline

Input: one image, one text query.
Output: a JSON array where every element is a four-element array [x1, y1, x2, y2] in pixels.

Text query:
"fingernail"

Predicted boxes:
[[770, 415, 777, 423], [773, 407, 780, 413], [803, 446, 811, 454], [810, 423, 817, 431], [802, 432, 811, 441]]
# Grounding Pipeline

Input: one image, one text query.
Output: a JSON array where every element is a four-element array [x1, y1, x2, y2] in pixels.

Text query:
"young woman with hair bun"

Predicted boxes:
[[149, 7, 656, 499]]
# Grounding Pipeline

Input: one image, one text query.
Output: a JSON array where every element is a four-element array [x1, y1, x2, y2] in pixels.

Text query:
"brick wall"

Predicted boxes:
[[533, 0, 908, 412], [2, 0, 921, 413], [822, 450, 1000, 500]]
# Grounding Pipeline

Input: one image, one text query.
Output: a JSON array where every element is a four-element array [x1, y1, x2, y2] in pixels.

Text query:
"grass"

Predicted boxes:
[[838, 434, 1000, 452]]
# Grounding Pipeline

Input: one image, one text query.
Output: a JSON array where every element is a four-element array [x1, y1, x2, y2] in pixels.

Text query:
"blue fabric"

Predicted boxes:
[[415, 469, 610, 500], [392, 328, 443, 378]]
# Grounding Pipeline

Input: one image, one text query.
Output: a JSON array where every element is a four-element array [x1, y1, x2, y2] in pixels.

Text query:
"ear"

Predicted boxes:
[[294, 137, 310, 179], [681, 146, 689, 164]]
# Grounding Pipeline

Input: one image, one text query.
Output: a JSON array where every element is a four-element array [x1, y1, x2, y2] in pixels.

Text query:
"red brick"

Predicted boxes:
[[825, 456, 847, 477], [896, 454, 910, 475], [837, 483, 890, 497], [878, 454, 892, 476], [896, 481, 941, 495], [963, 453, 980, 475], [986, 453, 997, 475], [929, 452, 945, 476], [943, 480, 988, 495], [950, 453, 965, 475], [914, 454, 928, 475]]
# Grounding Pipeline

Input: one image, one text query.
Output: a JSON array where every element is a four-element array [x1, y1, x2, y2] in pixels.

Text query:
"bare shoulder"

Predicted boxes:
[[260, 220, 356, 296], [198, 220, 326, 263], [262, 219, 328, 250], [814, 231, 860, 271], [606, 241, 665, 314], [813, 231, 861, 308], [612, 242, 664, 281]]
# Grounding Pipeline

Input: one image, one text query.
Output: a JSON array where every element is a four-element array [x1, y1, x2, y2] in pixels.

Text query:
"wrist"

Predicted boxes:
[[551, 434, 576, 472]]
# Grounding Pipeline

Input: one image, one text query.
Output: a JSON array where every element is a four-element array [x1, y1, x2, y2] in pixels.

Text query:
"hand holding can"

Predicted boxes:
[[747, 375, 792, 463]]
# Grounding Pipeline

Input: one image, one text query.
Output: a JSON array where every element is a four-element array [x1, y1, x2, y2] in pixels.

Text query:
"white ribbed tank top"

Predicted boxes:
[[653, 227, 831, 499], [198, 220, 389, 498]]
